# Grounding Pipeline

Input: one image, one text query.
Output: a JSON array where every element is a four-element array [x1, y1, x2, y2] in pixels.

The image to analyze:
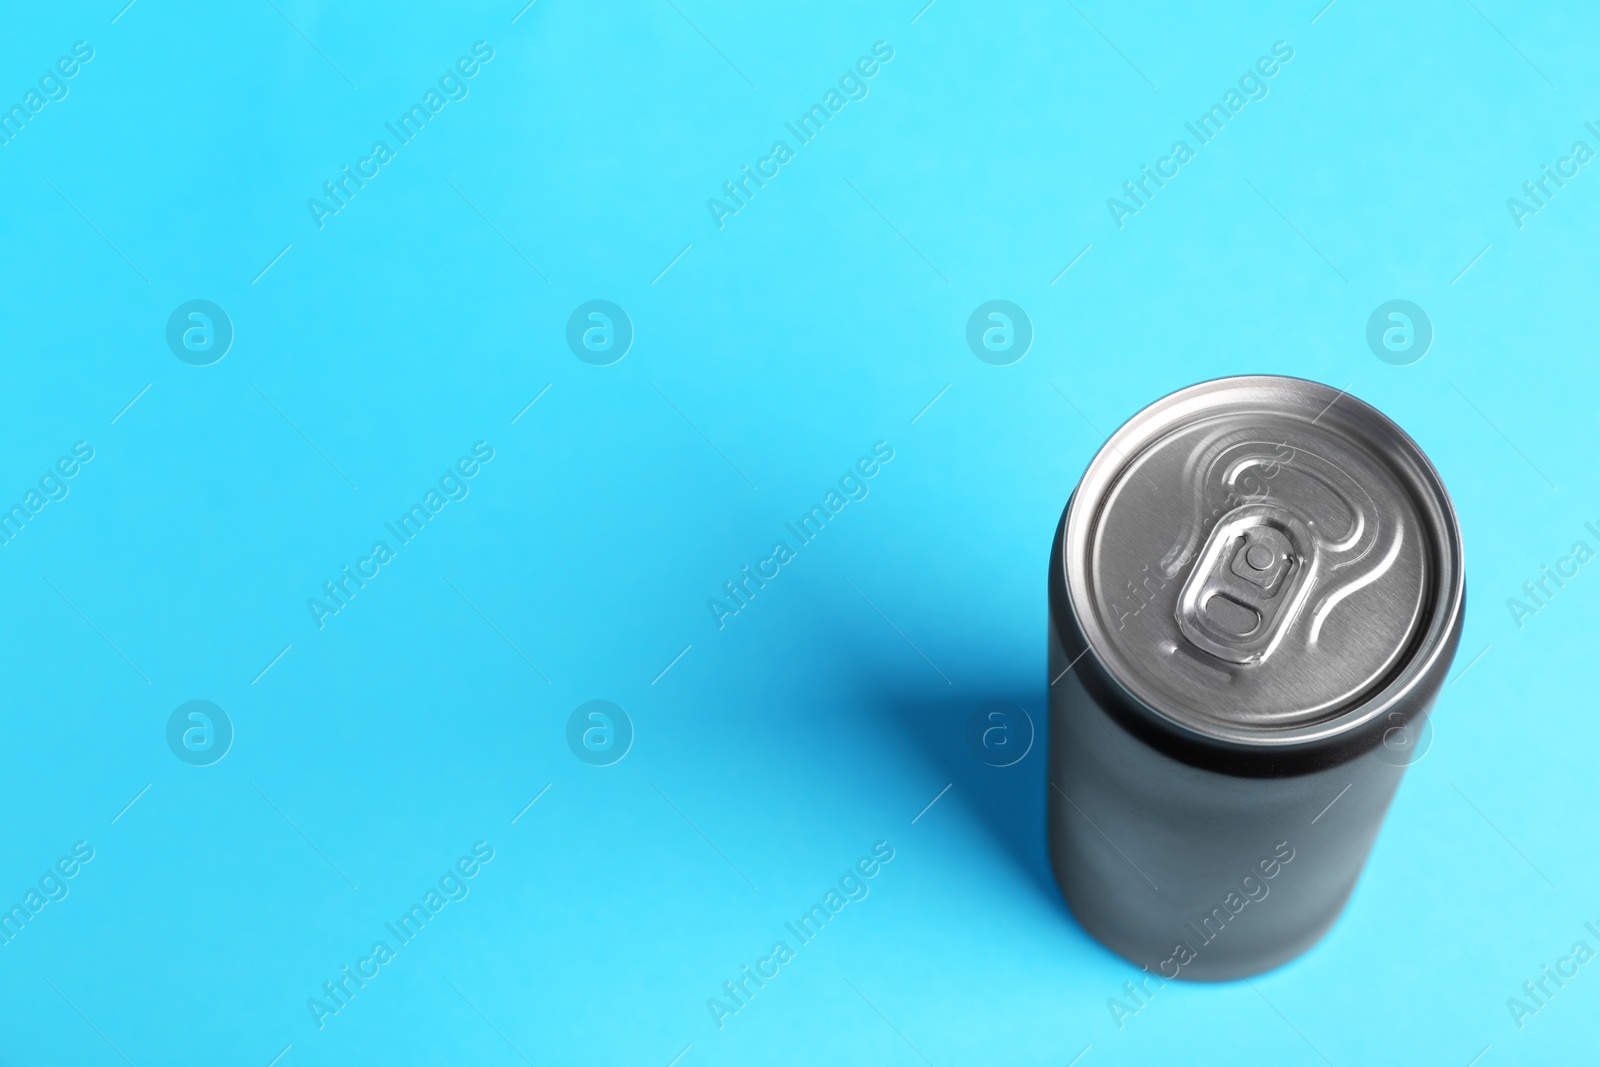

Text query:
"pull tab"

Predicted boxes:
[[1175, 504, 1317, 664]]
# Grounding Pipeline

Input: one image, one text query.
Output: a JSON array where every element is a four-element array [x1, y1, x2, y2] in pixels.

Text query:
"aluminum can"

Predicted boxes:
[[1047, 376, 1464, 980]]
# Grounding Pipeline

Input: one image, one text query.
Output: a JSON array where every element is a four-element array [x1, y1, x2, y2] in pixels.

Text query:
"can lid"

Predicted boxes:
[[1062, 376, 1463, 748]]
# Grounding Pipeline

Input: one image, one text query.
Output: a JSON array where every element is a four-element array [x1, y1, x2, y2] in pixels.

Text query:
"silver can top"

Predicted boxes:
[[1062, 376, 1463, 748]]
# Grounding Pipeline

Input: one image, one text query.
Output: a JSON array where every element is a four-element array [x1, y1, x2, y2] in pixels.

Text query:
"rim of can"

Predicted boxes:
[[1057, 375, 1465, 756]]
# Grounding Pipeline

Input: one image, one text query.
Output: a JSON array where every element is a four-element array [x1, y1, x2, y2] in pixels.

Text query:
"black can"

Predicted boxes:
[[1047, 376, 1464, 980]]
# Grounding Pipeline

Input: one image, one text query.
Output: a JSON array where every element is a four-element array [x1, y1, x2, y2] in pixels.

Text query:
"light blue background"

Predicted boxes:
[[1, 1, 1595, 1064]]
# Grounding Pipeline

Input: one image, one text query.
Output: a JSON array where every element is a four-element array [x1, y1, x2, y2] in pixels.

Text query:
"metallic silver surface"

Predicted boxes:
[[1047, 376, 1464, 980]]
